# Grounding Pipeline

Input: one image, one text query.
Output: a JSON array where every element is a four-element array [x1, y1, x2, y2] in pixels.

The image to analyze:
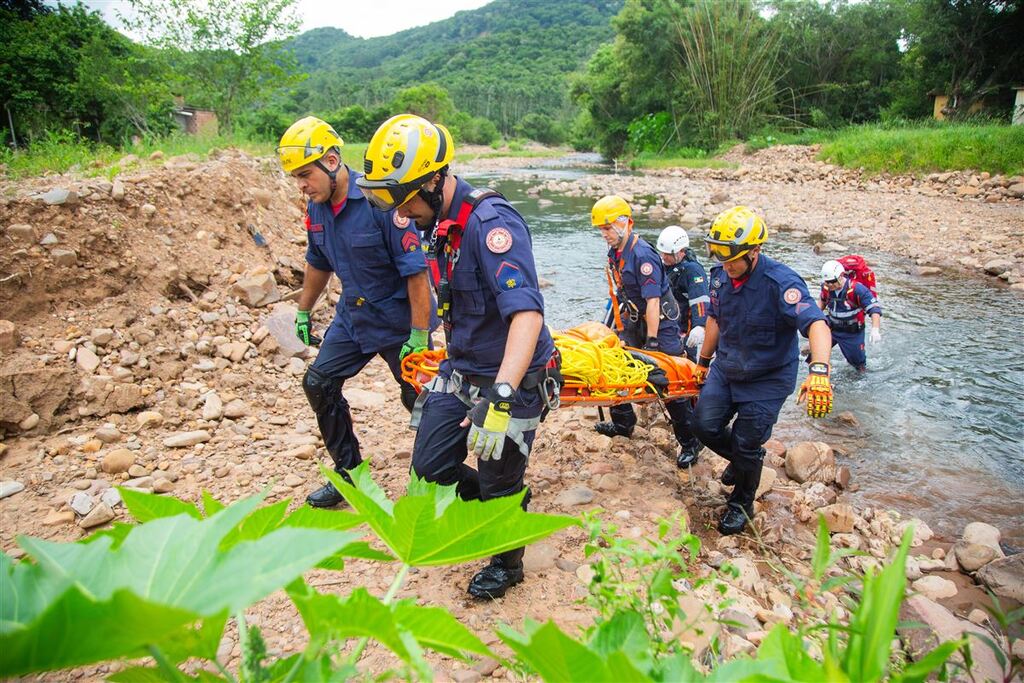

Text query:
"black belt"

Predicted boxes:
[[463, 366, 551, 391]]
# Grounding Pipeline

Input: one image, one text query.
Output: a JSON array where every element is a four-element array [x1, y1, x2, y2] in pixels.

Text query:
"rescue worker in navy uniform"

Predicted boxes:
[[818, 259, 882, 372], [691, 206, 834, 535], [592, 197, 702, 468], [277, 116, 434, 509], [357, 114, 556, 600], [656, 225, 710, 361]]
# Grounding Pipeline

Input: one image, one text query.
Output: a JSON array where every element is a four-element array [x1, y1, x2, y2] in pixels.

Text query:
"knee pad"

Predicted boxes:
[[302, 366, 343, 414]]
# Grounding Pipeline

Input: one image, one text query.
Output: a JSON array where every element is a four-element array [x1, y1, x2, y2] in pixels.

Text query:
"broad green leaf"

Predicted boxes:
[[289, 581, 490, 663], [220, 499, 290, 548], [812, 515, 831, 580], [589, 611, 651, 668], [750, 625, 828, 681], [202, 490, 226, 516], [80, 522, 135, 548], [657, 651, 706, 682], [282, 505, 363, 531], [119, 486, 202, 522], [392, 600, 493, 659], [0, 552, 70, 633], [1, 585, 200, 677], [158, 612, 228, 664], [500, 620, 650, 682], [324, 464, 577, 566], [18, 493, 360, 616], [265, 653, 341, 682]]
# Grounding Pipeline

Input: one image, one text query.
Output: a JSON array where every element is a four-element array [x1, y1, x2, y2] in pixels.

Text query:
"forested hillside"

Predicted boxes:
[[286, 0, 622, 136]]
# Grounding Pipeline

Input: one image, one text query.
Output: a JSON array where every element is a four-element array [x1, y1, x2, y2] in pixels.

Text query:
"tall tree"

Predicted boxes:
[[124, 0, 303, 131]]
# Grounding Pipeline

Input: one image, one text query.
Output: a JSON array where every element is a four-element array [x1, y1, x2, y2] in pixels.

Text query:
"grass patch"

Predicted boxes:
[[628, 151, 737, 170], [818, 123, 1024, 176], [459, 147, 568, 160], [0, 131, 276, 179]]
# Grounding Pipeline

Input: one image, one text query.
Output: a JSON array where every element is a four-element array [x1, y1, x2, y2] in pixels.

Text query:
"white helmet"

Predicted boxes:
[[821, 260, 845, 283], [656, 225, 689, 254]]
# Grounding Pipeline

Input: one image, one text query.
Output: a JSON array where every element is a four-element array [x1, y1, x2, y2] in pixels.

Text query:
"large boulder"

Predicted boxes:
[[785, 441, 835, 483], [976, 554, 1024, 602], [899, 595, 1004, 683]]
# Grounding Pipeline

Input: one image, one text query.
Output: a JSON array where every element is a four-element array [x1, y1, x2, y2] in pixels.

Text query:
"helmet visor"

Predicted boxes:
[[706, 240, 751, 263], [355, 176, 425, 211]]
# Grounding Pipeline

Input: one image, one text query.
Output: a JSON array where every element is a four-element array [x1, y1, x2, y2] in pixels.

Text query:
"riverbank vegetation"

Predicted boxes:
[[2, 0, 1020, 178]]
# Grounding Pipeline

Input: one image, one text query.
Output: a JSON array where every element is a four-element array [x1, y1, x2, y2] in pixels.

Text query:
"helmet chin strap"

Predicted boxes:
[[417, 166, 449, 230], [314, 152, 339, 202]]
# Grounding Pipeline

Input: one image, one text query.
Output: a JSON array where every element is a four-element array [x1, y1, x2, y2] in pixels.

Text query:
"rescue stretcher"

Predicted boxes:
[[401, 321, 701, 407]]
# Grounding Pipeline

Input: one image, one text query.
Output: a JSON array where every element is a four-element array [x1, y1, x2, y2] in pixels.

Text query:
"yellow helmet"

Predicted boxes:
[[277, 116, 343, 173], [705, 206, 768, 262], [356, 114, 454, 211], [591, 195, 632, 227]]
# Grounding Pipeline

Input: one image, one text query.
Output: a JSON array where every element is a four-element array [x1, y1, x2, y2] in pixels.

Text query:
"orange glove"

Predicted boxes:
[[797, 362, 833, 418]]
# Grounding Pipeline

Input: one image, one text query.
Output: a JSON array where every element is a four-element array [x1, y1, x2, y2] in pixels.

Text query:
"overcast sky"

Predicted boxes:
[[71, 0, 493, 39]]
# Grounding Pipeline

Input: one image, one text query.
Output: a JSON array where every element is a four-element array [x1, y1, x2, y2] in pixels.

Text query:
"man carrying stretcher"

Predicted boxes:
[[590, 195, 703, 468]]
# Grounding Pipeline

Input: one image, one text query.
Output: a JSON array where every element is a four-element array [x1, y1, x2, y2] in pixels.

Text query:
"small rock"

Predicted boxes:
[[5, 224, 35, 241], [80, 502, 115, 528], [0, 481, 26, 499], [229, 268, 280, 307], [836, 411, 859, 428], [554, 486, 595, 506], [983, 259, 1013, 276], [18, 413, 40, 431], [137, 410, 164, 427], [912, 575, 958, 600], [281, 444, 316, 460], [163, 430, 211, 448], [911, 266, 942, 276], [819, 503, 856, 533], [575, 564, 596, 584], [111, 179, 125, 200], [90, 328, 115, 346], [976, 553, 1024, 602], [899, 519, 934, 547], [101, 448, 135, 474], [725, 557, 760, 592], [100, 488, 122, 508], [967, 608, 988, 625], [42, 188, 79, 205], [82, 439, 103, 453], [283, 474, 304, 487], [153, 479, 175, 494], [345, 388, 386, 411], [69, 492, 95, 516], [709, 191, 731, 204], [834, 465, 851, 489], [0, 319, 18, 351], [223, 399, 248, 418], [785, 441, 835, 483], [263, 306, 308, 358], [451, 670, 481, 683], [954, 542, 1000, 572], [94, 427, 121, 443], [960, 522, 1002, 555], [523, 543, 558, 572], [202, 392, 224, 420], [76, 346, 101, 373], [128, 464, 149, 477], [51, 248, 78, 267], [43, 509, 77, 526], [755, 467, 776, 499]]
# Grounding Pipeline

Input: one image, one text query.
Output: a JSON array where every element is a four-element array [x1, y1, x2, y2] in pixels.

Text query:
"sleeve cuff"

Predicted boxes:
[[306, 254, 331, 271], [395, 252, 428, 278], [495, 287, 544, 321]]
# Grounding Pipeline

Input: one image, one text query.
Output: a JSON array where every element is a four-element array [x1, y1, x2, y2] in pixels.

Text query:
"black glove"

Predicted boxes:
[[644, 336, 660, 352]]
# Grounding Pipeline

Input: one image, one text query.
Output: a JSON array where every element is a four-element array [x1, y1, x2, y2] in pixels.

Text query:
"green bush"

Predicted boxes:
[[514, 112, 564, 146]]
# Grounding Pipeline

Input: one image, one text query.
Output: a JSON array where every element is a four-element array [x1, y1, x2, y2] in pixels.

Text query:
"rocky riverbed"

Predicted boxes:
[[1, 148, 1021, 680]]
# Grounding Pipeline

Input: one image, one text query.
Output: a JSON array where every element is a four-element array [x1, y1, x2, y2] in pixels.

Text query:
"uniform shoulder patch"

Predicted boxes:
[[485, 227, 513, 254], [494, 261, 523, 291], [392, 212, 409, 228], [640, 262, 654, 276], [783, 288, 801, 304]]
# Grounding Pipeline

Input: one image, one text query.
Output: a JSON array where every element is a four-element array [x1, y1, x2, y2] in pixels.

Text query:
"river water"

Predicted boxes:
[[465, 163, 1024, 546]]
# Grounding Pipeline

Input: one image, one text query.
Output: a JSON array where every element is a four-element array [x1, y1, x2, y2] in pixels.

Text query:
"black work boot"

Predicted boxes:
[[468, 548, 525, 599], [306, 481, 346, 508], [717, 502, 753, 535], [720, 463, 736, 486], [595, 421, 633, 438], [676, 439, 701, 468]]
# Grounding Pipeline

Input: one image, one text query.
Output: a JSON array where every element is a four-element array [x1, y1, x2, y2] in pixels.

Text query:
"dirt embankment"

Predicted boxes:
[[0, 151, 1019, 680], [468, 144, 1024, 288]]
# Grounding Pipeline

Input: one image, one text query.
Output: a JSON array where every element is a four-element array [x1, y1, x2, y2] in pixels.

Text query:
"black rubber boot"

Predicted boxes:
[[468, 548, 525, 599], [305, 481, 346, 508], [718, 465, 761, 535], [717, 502, 752, 535], [676, 439, 701, 468], [595, 421, 633, 438], [720, 463, 736, 486]]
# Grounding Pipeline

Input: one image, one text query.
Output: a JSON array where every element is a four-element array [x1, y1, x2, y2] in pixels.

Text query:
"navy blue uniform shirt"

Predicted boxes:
[[821, 281, 881, 331], [305, 167, 432, 354], [440, 177, 554, 377], [708, 254, 826, 400], [666, 248, 710, 333], [609, 234, 683, 350]]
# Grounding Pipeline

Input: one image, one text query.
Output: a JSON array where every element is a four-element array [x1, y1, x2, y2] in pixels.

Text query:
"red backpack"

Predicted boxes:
[[820, 255, 878, 322]]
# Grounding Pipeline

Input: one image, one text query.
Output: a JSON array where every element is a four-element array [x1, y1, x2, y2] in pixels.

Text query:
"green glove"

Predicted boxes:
[[399, 328, 430, 362], [295, 310, 313, 346]]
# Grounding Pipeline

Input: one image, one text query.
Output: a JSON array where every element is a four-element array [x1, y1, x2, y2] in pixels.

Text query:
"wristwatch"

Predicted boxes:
[[808, 362, 830, 376], [490, 382, 514, 412]]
